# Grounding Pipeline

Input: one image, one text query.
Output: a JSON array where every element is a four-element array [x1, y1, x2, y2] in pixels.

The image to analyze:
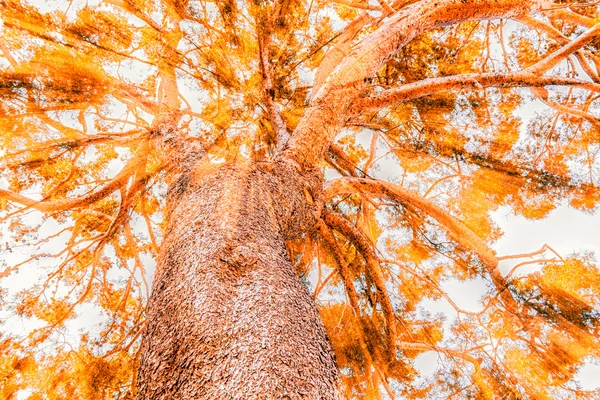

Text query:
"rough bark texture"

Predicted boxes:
[[137, 159, 341, 399]]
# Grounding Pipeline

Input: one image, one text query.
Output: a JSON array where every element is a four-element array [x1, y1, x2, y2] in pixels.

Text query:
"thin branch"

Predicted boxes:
[[497, 243, 563, 261], [323, 177, 519, 313], [1, 131, 144, 164], [505, 258, 560, 280], [546, 9, 595, 28], [258, 29, 290, 152], [397, 341, 481, 365], [322, 208, 398, 358], [317, 220, 362, 313], [0, 147, 148, 213]]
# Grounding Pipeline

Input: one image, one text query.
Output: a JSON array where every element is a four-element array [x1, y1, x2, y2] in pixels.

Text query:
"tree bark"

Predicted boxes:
[[136, 159, 341, 399]]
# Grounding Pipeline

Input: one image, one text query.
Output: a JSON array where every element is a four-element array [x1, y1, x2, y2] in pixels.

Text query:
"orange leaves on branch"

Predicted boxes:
[[0, 50, 111, 111], [15, 292, 75, 326], [510, 256, 600, 329], [1, 0, 599, 398], [570, 183, 600, 211], [67, 8, 134, 52], [320, 302, 414, 398]]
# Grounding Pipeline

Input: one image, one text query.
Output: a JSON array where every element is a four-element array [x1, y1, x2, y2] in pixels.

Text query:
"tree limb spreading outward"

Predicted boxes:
[[323, 177, 517, 311], [323, 208, 398, 358], [354, 73, 600, 112], [0, 149, 148, 213], [280, 0, 545, 168]]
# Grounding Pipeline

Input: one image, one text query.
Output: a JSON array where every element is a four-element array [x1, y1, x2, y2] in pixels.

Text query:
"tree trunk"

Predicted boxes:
[[136, 159, 341, 399]]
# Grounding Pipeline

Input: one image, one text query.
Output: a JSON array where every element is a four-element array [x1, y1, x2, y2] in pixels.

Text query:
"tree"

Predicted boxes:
[[0, 0, 599, 397]]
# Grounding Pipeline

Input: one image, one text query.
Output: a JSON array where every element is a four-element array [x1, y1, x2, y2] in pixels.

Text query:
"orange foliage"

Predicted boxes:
[[1, 0, 600, 398]]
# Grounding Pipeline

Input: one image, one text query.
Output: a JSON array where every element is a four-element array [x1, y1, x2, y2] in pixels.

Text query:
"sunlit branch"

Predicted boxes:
[[518, 14, 567, 43], [423, 174, 462, 198], [355, 73, 600, 112], [504, 258, 561, 280], [329, 0, 382, 11], [525, 23, 600, 75], [0, 148, 147, 213], [515, 12, 600, 79], [328, 0, 539, 89], [282, 0, 546, 168], [0, 37, 19, 69], [576, 53, 600, 83], [497, 243, 563, 261], [322, 208, 398, 357], [312, 12, 376, 98]]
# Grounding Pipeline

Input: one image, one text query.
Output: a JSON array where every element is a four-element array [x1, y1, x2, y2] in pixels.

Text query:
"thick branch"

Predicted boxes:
[[547, 9, 595, 29], [258, 30, 290, 152], [354, 73, 600, 111], [525, 23, 600, 75], [281, 0, 542, 169]]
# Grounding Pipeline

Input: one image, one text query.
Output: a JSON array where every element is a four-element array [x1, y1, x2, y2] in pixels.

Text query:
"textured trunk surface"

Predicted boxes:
[[136, 160, 340, 399]]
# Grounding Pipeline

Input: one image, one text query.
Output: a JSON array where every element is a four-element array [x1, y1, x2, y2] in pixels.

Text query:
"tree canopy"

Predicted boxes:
[[1, 0, 600, 398]]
